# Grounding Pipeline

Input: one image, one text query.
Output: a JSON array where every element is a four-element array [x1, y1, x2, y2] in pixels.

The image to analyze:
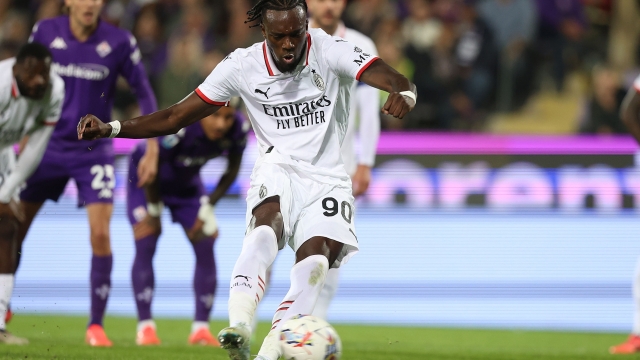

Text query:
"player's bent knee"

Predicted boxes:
[[133, 221, 161, 240], [296, 237, 343, 266], [90, 229, 111, 255], [244, 225, 279, 263]]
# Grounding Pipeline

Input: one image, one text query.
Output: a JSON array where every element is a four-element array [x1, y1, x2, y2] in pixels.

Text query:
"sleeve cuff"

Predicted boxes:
[[195, 88, 229, 106], [355, 57, 380, 81]]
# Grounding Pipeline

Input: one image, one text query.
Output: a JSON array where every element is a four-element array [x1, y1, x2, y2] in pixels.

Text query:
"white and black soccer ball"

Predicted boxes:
[[279, 315, 342, 360]]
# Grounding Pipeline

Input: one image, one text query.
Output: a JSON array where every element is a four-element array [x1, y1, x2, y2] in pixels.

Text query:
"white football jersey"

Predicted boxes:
[[332, 22, 380, 176], [196, 28, 379, 181], [0, 58, 64, 149]]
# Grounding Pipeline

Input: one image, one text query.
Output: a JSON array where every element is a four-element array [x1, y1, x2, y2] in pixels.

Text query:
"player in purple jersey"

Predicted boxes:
[[16, 0, 157, 347], [127, 99, 247, 347]]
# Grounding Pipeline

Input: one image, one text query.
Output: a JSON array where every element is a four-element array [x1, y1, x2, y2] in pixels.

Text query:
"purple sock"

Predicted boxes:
[[90, 255, 113, 326], [193, 238, 216, 322], [131, 235, 158, 321]]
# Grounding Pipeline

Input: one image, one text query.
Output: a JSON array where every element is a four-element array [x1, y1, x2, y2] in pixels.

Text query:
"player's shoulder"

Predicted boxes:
[[29, 16, 66, 43], [343, 27, 377, 53], [227, 42, 262, 64], [32, 16, 65, 32], [98, 21, 136, 48]]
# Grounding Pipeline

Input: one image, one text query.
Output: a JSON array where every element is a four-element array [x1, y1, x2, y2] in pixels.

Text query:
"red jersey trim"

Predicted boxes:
[[263, 43, 275, 76], [195, 88, 228, 106], [262, 33, 312, 75], [305, 33, 312, 66], [356, 57, 380, 81], [11, 79, 19, 98]]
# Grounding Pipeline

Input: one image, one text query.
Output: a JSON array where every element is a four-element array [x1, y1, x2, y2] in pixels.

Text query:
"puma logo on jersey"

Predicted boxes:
[[235, 275, 251, 282], [50, 37, 67, 50], [255, 87, 270, 99]]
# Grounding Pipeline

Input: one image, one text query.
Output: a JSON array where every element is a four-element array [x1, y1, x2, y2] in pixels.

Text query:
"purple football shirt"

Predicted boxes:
[[131, 113, 249, 195], [30, 16, 157, 153]]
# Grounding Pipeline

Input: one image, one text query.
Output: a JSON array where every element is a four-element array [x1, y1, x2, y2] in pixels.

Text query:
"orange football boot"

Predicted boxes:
[[136, 325, 161, 346], [5, 309, 12, 323], [85, 324, 113, 347], [188, 328, 221, 346], [610, 335, 640, 354]]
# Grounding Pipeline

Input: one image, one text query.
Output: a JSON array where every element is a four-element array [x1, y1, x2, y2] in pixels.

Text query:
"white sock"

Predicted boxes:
[[312, 267, 340, 320], [228, 226, 278, 330], [0, 274, 14, 331], [258, 255, 329, 360], [251, 265, 272, 336], [137, 319, 156, 333], [633, 257, 640, 335], [191, 321, 209, 333]]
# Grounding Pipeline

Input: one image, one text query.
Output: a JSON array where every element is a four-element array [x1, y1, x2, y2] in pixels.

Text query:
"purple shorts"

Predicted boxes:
[[126, 155, 204, 229], [21, 146, 116, 207]]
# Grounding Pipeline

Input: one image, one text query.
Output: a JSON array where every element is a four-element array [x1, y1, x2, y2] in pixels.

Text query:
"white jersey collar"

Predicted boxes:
[[262, 33, 312, 76]]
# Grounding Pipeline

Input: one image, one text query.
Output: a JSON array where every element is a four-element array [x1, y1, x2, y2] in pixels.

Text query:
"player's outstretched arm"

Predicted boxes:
[[207, 152, 243, 206], [77, 92, 221, 140], [357, 59, 417, 119], [621, 87, 640, 144]]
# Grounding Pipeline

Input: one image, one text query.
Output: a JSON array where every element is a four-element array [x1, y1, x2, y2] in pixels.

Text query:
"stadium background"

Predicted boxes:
[[3, 0, 640, 334]]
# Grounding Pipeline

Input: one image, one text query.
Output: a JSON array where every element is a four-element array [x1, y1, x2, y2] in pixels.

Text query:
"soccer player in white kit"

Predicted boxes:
[[610, 74, 640, 354], [0, 43, 64, 345], [76, 1, 416, 359], [307, 0, 381, 320]]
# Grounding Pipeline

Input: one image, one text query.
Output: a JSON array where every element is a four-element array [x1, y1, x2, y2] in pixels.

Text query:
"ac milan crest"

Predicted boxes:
[[311, 69, 325, 91]]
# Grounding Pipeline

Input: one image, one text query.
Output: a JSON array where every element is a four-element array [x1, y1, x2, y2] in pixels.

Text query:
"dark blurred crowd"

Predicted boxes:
[[0, 0, 635, 133]]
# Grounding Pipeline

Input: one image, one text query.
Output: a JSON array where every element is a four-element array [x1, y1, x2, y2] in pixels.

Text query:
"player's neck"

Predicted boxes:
[[310, 19, 339, 37], [69, 17, 98, 42]]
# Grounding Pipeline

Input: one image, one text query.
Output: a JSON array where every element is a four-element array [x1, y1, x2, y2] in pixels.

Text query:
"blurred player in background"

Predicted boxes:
[[307, 0, 380, 321], [127, 99, 247, 346], [0, 43, 64, 345], [17, 0, 157, 347], [610, 74, 640, 354]]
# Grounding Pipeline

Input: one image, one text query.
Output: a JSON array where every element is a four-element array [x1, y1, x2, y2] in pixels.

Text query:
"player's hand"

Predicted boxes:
[[352, 164, 372, 197], [133, 215, 161, 239], [137, 147, 159, 187], [382, 85, 416, 119], [187, 219, 218, 243], [0, 200, 25, 223], [77, 114, 111, 140]]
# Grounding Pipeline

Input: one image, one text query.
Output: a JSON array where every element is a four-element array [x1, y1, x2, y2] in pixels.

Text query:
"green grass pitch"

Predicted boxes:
[[0, 315, 629, 359]]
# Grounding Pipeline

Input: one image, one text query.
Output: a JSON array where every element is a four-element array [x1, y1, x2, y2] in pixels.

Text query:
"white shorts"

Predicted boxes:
[[245, 151, 358, 268]]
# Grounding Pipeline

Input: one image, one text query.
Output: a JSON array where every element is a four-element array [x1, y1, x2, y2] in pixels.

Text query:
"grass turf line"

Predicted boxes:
[[0, 315, 629, 359]]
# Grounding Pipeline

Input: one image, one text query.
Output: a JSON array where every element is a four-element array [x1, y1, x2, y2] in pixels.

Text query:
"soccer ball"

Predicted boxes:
[[279, 315, 342, 360]]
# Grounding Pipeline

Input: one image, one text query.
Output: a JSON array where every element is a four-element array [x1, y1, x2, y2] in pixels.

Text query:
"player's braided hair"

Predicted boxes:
[[245, 0, 308, 28]]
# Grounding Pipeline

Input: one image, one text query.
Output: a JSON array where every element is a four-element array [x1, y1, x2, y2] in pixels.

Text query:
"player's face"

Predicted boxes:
[[261, 7, 308, 74], [65, 0, 104, 28], [13, 57, 51, 100], [201, 107, 236, 141], [308, 0, 346, 29]]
